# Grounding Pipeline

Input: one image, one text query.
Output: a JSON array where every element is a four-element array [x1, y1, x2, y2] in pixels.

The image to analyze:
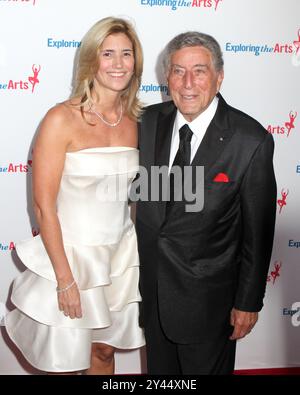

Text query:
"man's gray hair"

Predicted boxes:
[[163, 31, 224, 74]]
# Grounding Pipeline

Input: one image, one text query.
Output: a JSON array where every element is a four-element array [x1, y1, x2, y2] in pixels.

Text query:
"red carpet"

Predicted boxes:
[[234, 367, 300, 375]]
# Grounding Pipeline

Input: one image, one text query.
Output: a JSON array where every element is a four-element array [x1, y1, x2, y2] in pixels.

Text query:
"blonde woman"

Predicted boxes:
[[6, 17, 145, 375]]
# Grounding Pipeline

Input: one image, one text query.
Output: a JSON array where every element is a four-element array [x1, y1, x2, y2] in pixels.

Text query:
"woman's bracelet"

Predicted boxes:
[[56, 280, 76, 293]]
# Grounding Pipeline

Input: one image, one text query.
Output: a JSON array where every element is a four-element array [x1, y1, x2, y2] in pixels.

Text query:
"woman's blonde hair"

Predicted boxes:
[[71, 17, 143, 120]]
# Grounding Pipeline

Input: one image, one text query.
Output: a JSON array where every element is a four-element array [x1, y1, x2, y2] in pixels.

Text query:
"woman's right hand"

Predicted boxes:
[[57, 280, 82, 319]]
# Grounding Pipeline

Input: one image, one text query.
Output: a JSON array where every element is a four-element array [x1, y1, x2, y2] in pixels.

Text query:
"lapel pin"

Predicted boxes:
[[219, 137, 224, 141]]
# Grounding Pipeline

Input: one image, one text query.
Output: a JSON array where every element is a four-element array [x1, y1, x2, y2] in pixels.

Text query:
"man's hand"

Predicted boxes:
[[229, 308, 258, 340]]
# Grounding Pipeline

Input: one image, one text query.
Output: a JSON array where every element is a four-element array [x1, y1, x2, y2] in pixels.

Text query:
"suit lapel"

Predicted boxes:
[[191, 94, 234, 181], [154, 103, 177, 221], [171, 94, 235, 216], [155, 105, 176, 167], [155, 95, 235, 221]]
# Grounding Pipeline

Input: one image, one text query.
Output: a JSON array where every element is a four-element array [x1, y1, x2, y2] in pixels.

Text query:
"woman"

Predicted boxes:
[[5, 17, 145, 374]]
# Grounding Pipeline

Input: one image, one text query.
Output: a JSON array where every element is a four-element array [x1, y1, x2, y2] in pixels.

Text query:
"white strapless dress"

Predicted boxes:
[[5, 147, 145, 372]]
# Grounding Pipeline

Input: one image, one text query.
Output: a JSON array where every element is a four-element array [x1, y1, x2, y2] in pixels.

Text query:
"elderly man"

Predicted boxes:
[[136, 31, 277, 375]]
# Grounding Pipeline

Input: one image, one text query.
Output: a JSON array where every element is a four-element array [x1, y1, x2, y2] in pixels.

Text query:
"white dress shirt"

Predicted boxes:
[[168, 96, 219, 170]]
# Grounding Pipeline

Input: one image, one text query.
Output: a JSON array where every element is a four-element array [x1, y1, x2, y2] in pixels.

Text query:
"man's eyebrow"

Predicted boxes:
[[171, 63, 208, 68], [192, 64, 209, 68]]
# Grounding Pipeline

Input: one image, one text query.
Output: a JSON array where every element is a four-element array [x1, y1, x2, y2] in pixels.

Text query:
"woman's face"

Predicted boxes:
[[95, 32, 135, 94]]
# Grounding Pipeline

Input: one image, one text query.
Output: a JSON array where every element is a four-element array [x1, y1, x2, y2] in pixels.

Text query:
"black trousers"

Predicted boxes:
[[144, 296, 236, 375]]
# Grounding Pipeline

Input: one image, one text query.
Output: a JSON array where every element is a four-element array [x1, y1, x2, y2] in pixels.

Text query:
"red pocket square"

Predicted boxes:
[[213, 172, 229, 182]]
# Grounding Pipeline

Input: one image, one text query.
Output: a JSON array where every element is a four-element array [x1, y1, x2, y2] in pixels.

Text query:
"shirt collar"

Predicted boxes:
[[175, 96, 219, 140]]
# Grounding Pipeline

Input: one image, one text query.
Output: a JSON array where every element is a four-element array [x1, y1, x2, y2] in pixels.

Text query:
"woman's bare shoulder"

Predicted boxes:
[[43, 100, 76, 124], [36, 101, 77, 149]]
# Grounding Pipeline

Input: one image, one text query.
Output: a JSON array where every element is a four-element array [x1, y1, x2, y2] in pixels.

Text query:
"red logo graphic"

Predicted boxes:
[[277, 188, 289, 214], [285, 111, 297, 137], [273, 29, 300, 55], [267, 111, 297, 137], [267, 261, 282, 285], [0, 163, 29, 173], [6, 64, 41, 92], [293, 28, 300, 54], [191, 0, 223, 11], [28, 64, 41, 93]]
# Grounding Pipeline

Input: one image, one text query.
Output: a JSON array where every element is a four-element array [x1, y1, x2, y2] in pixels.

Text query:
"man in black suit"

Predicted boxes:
[[136, 31, 277, 374]]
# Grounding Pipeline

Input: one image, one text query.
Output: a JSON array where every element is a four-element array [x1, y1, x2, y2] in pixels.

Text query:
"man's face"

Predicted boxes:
[[167, 46, 224, 122]]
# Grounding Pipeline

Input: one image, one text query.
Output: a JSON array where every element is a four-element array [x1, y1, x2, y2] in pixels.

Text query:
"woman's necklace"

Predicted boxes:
[[89, 102, 123, 127]]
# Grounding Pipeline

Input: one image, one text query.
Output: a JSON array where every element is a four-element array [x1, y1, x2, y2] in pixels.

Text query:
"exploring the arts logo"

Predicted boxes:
[[226, 28, 300, 58], [0, 152, 32, 174], [0, 241, 15, 252], [267, 111, 297, 137], [0, 64, 41, 93], [140, 83, 168, 95], [283, 302, 300, 327], [139, 0, 223, 11], [47, 38, 81, 50]]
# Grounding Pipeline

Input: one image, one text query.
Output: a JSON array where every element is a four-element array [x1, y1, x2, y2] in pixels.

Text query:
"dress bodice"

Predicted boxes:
[[57, 147, 139, 245]]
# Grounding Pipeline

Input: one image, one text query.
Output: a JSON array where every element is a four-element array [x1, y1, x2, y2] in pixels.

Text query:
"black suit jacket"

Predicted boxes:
[[136, 94, 277, 344]]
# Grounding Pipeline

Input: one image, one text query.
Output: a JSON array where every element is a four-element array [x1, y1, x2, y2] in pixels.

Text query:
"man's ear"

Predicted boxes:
[[216, 69, 224, 93]]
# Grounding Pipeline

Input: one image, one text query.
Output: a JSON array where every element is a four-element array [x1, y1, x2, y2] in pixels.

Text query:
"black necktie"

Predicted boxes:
[[167, 124, 193, 212], [172, 124, 193, 168]]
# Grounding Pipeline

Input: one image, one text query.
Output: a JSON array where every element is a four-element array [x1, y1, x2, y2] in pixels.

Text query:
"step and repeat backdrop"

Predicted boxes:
[[0, 0, 299, 374]]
